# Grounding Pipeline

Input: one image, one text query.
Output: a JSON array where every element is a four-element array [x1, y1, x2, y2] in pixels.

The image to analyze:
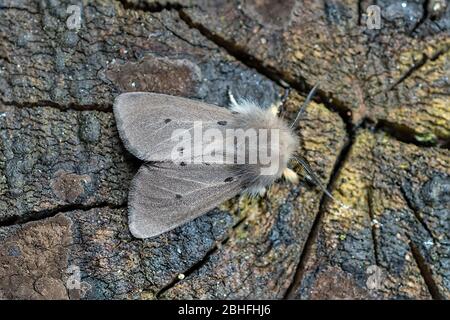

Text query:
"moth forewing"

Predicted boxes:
[[113, 92, 235, 163], [128, 162, 245, 238]]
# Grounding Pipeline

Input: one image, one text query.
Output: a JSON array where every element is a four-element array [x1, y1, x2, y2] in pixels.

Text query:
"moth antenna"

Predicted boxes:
[[290, 82, 320, 129], [293, 155, 351, 210], [278, 88, 290, 120]]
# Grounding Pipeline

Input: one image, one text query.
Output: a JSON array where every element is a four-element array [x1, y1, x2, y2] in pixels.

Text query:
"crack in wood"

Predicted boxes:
[[178, 10, 299, 88], [4, 2, 443, 150], [367, 184, 381, 267], [376, 119, 450, 149], [409, 0, 430, 35], [409, 240, 444, 300], [283, 131, 353, 299], [1, 99, 112, 113], [0, 202, 126, 228], [154, 214, 248, 299], [118, 0, 186, 12], [400, 182, 439, 244], [386, 46, 449, 93], [177, 7, 363, 153], [177, 9, 450, 151]]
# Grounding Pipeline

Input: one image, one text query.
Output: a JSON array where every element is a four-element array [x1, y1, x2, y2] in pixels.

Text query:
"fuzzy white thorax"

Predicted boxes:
[[229, 98, 299, 195]]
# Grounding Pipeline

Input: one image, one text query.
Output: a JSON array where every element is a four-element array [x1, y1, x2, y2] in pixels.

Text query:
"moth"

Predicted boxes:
[[114, 85, 334, 239]]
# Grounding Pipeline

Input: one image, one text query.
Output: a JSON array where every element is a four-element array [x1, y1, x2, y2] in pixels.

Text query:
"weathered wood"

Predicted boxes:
[[0, 0, 345, 299], [293, 131, 449, 299], [180, 0, 450, 143], [0, 207, 235, 299], [0, 106, 135, 222], [0, 0, 448, 300]]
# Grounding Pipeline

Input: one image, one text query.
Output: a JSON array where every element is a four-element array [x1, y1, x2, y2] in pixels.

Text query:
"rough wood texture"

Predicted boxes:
[[0, 0, 448, 299], [179, 0, 450, 144], [292, 131, 449, 299]]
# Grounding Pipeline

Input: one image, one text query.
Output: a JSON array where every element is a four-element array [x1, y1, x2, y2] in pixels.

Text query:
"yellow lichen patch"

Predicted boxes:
[[218, 194, 262, 228], [380, 45, 450, 141], [140, 290, 156, 300], [124, 251, 140, 270], [293, 50, 305, 61], [316, 129, 450, 298], [93, 228, 115, 243], [387, 36, 449, 86], [387, 97, 450, 142], [321, 131, 376, 248]]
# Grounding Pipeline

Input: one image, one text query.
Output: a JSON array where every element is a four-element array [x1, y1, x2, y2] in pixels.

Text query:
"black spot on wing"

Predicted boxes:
[[175, 194, 182, 199], [224, 177, 234, 182], [217, 120, 227, 126], [164, 119, 172, 123]]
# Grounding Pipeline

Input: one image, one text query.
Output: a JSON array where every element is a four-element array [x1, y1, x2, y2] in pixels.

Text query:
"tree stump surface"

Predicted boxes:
[[0, 0, 448, 299]]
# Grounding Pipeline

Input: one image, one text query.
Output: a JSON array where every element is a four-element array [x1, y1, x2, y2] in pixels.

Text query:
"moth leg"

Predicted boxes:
[[283, 168, 299, 184], [269, 89, 289, 115], [228, 88, 240, 109], [269, 100, 282, 116], [258, 187, 267, 197]]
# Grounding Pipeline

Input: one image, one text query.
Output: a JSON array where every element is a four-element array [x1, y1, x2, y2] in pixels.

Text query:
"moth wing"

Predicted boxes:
[[113, 92, 235, 162], [128, 162, 244, 238]]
